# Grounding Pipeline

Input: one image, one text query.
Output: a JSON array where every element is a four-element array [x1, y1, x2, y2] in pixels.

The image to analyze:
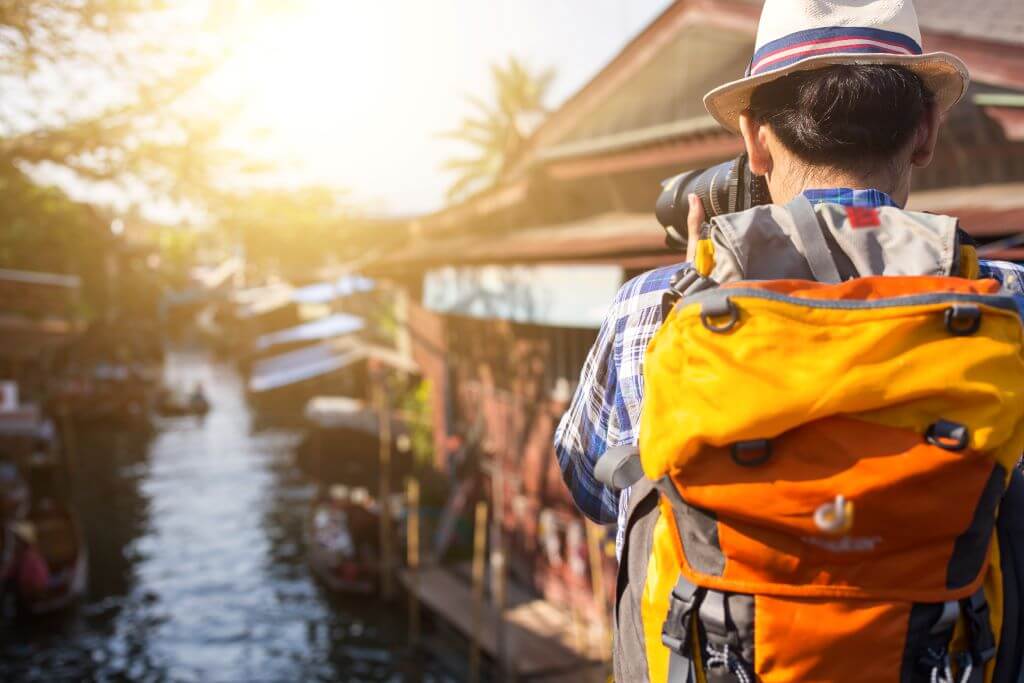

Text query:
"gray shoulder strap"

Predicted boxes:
[[785, 195, 842, 283]]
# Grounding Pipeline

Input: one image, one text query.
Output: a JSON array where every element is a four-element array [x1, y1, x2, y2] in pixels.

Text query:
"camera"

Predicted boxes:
[[655, 153, 770, 251]]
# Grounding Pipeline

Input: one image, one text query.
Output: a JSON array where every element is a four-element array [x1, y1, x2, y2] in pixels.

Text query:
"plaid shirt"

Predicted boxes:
[[553, 189, 1024, 552]]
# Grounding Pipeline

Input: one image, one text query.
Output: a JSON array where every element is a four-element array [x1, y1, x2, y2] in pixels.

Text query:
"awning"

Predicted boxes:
[[249, 340, 363, 393], [364, 212, 670, 275], [0, 404, 54, 440], [233, 282, 294, 319], [0, 268, 80, 319], [304, 396, 377, 433], [254, 313, 364, 353], [423, 263, 625, 329], [0, 315, 83, 359], [291, 275, 375, 305], [191, 257, 242, 291], [249, 339, 418, 393]]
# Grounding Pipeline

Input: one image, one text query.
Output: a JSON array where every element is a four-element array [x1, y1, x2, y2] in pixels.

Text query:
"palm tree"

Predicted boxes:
[[441, 56, 555, 203]]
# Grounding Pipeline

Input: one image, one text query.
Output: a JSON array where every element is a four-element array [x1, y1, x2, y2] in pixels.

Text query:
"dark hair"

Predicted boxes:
[[747, 65, 935, 172]]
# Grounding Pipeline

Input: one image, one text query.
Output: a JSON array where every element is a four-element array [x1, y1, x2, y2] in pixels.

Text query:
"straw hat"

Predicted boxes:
[[704, 0, 970, 134]]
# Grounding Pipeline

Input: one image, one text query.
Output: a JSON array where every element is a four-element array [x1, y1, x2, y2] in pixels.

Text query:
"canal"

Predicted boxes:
[[0, 351, 449, 681]]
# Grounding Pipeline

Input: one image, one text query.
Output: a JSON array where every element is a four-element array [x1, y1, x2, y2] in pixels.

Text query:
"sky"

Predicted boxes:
[[201, 0, 674, 217]]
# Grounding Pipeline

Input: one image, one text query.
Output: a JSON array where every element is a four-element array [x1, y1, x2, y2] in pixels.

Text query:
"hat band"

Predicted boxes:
[[747, 26, 923, 76]]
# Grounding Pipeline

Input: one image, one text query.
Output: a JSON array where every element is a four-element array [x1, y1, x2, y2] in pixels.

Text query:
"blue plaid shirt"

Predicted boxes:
[[554, 189, 1024, 546]]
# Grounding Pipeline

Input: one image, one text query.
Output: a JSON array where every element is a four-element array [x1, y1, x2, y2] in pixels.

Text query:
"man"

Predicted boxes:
[[555, 1, 1024, 678], [554, 0, 1024, 551]]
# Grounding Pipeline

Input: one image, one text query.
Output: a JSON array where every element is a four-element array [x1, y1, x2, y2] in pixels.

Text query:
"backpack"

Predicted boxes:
[[599, 196, 1024, 682]]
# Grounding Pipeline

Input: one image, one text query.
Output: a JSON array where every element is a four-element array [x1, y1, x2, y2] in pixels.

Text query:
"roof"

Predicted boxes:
[[541, 0, 1024, 164], [290, 275, 374, 305], [907, 181, 1024, 237], [366, 212, 670, 275], [233, 282, 294, 319], [249, 338, 418, 393], [0, 268, 81, 320], [254, 313, 364, 353], [915, 0, 1024, 48], [0, 268, 80, 288], [0, 314, 82, 359], [249, 339, 364, 393]]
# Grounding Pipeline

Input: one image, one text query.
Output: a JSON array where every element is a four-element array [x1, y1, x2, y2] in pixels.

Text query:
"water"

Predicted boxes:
[[0, 351, 448, 682]]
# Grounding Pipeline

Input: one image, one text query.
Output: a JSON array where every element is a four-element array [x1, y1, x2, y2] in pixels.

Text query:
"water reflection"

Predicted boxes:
[[0, 351, 446, 681]]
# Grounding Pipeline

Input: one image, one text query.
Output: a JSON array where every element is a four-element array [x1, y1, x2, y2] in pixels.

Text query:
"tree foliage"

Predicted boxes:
[[441, 56, 554, 203], [0, 1, 223, 192], [0, 1, 220, 322]]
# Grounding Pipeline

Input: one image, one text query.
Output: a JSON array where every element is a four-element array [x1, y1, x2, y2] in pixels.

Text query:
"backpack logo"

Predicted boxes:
[[813, 494, 854, 534], [846, 206, 881, 228]]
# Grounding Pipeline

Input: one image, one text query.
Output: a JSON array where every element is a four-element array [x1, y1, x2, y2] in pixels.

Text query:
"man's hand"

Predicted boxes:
[[685, 193, 705, 263]]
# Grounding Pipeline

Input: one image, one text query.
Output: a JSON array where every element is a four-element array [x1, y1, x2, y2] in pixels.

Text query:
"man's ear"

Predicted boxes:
[[910, 105, 941, 168], [739, 111, 772, 176]]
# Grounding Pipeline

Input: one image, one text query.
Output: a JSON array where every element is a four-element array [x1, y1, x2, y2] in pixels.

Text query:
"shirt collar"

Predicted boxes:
[[802, 188, 899, 209]]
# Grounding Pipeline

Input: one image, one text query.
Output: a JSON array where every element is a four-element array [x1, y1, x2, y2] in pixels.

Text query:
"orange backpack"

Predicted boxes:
[[602, 198, 1024, 682]]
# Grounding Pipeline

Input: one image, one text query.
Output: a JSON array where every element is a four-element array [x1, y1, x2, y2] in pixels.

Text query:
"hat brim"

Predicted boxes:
[[704, 51, 970, 134]]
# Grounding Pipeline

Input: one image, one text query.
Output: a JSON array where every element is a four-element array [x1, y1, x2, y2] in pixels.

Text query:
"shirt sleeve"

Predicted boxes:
[[553, 297, 622, 525], [979, 260, 1024, 316]]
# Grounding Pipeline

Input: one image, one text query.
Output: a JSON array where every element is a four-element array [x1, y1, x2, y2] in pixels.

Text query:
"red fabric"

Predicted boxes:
[[16, 544, 50, 597], [846, 206, 881, 228]]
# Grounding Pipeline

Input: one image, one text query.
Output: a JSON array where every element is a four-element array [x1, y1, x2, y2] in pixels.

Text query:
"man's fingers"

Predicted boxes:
[[685, 193, 705, 263]]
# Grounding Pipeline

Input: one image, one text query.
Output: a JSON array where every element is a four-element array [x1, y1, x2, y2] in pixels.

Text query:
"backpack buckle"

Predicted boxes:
[[700, 297, 738, 333], [925, 420, 970, 452], [731, 439, 772, 467], [661, 577, 706, 654], [945, 304, 981, 336]]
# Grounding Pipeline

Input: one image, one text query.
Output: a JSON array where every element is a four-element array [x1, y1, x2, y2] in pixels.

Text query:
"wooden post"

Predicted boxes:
[[374, 364, 394, 600], [313, 427, 323, 492], [469, 501, 488, 683], [492, 458, 511, 682], [58, 403, 77, 481], [406, 477, 420, 648], [586, 520, 610, 663]]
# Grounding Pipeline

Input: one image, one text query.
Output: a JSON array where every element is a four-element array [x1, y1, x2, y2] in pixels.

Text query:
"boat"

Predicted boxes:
[[155, 383, 210, 417], [305, 485, 380, 594], [19, 458, 88, 615]]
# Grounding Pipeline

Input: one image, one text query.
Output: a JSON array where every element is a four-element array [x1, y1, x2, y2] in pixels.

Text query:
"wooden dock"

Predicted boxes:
[[399, 565, 609, 681]]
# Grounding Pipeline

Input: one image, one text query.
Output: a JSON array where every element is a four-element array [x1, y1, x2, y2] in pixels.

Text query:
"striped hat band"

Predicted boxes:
[[748, 26, 923, 77]]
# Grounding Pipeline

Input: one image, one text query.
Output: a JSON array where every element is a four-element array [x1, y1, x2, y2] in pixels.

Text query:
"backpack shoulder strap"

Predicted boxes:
[[785, 195, 842, 284]]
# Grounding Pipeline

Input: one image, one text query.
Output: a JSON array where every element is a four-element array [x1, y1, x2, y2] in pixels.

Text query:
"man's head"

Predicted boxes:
[[700, 0, 971, 205], [738, 64, 941, 206]]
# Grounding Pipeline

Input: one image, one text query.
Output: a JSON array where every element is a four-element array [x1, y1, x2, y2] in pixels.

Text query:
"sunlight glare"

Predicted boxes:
[[208, 1, 462, 209]]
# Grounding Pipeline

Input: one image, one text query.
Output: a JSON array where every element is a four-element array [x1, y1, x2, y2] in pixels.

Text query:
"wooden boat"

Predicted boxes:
[[305, 486, 380, 594], [155, 384, 210, 417], [21, 499, 88, 615], [16, 459, 87, 615]]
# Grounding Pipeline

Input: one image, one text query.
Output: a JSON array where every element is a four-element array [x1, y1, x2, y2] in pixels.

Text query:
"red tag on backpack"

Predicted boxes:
[[846, 207, 881, 228]]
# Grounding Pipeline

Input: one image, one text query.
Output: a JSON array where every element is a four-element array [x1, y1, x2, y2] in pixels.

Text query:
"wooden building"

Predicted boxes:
[[363, 0, 1024, 626]]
